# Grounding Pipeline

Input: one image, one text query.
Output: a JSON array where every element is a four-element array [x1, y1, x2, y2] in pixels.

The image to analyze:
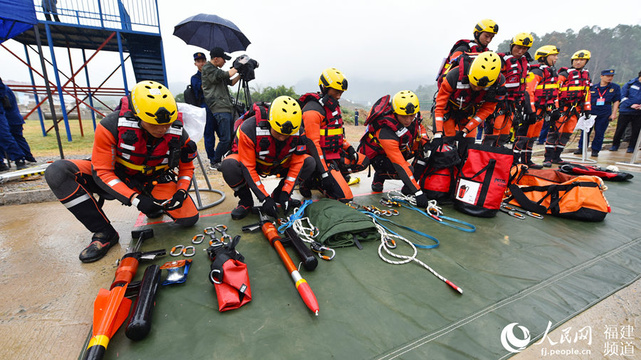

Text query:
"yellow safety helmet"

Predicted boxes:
[[269, 96, 302, 135], [468, 51, 501, 87], [130, 81, 178, 125], [510, 32, 534, 48], [318, 67, 348, 92], [474, 19, 499, 36], [534, 45, 560, 62], [571, 49, 591, 63], [392, 90, 420, 116]]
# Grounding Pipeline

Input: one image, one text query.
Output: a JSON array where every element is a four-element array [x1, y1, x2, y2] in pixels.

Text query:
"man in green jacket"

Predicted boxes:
[[202, 47, 240, 170]]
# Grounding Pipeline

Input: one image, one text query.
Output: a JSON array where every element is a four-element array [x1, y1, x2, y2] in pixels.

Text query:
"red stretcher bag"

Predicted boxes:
[[453, 143, 513, 217]]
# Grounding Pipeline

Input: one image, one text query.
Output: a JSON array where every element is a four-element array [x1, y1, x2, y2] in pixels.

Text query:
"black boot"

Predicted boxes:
[[79, 230, 119, 263], [15, 159, 27, 170], [371, 173, 384, 192], [523, 152, 543, 169], [542, 146, 555, 167], [552, 147, 565, 164], [231, 186, 254, 220]]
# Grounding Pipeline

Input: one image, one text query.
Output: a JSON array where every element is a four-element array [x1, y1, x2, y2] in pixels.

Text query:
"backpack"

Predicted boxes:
[[183, 85, 199, 106], [415, 144, 461, 203], [233, 101, 270, 132], [504, 165, 611, 222]]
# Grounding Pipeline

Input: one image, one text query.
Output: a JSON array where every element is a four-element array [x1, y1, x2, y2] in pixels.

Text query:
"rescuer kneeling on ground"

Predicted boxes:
[[45, 81, 200, 263]]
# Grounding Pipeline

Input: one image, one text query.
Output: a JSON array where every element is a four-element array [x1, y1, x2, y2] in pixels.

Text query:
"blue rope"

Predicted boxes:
[[277, 199, 314, 234], [395, 200, 476, 233], [358, 209, 440, 249]]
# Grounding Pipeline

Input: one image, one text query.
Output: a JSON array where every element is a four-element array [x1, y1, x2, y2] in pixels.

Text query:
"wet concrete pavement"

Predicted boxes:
[[0, 146, 639, 359]]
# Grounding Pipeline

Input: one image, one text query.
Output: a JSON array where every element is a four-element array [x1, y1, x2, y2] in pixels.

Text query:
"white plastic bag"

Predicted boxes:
[[575, 114, 596, 132], [177, 103, 206, 143]]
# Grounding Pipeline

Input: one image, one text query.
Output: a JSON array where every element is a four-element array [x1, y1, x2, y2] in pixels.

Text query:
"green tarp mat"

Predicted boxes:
[[82, 180, 641, 359]]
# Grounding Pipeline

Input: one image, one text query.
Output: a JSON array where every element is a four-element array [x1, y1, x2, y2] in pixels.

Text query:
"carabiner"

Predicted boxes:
[[192, 234, 205, 244], [170, 245, 184, 257], [311, 243, 335, 261], [209, 269, 223, 284], [182, 246, 196, 257], [500, 206, 526, 220], [384, 236, 397, 249], [203, 226, 215, 236], [215, 224, 232, 242], [526, 211, 544, 220]]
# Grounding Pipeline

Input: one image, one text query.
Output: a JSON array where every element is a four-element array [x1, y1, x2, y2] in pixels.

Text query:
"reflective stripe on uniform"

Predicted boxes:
[[320, 128, 343, 136], [64, 193, 91, 208], [115, 157, 169, 174]]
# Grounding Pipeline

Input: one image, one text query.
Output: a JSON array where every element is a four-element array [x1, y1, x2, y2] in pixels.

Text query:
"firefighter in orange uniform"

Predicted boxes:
[[514, 45, 560, 168], [483, 33, 534, 147], [437, 19, 500, 84], [45, 81, 199, 262], [220, 96, 314, 220], [433, 51, 506, 150], [542, 50, 592, 166], [357, 91, 429, 206], [299, 68, 369, 203]]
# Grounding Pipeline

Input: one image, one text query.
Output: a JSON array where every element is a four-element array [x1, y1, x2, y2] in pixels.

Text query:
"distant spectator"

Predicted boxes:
[[42, 0, 60, 22], [201, 47, 240, 170], [1, 79, 35, 163], [191, 52, 217, 168], [0, 79, 27, 171], [575, 69, 620, 157], [610, 70, 641, 153]]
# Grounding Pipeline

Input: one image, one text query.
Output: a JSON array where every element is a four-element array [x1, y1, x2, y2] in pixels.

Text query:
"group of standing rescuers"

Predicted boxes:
[[45, 19, 606, 263]]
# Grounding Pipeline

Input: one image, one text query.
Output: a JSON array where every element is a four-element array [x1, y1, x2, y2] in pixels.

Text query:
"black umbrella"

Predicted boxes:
[[173, 13, 250, 52]]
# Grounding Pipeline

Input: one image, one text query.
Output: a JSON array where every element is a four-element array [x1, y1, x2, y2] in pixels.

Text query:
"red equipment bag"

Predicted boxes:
[[416, 143, 461, 203], [453, 143, 513, 217], [207, 235, 252, 312]]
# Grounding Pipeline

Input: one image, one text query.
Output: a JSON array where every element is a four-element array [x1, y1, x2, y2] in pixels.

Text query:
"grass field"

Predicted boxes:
[[23, 119, 96, 157]]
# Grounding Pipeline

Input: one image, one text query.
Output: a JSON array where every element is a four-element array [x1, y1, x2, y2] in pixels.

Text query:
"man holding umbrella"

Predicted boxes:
[[202, 47, 240, 170]]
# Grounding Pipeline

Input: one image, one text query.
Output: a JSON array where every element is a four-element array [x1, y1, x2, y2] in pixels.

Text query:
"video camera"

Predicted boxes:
[[233, 55, 259, 82]]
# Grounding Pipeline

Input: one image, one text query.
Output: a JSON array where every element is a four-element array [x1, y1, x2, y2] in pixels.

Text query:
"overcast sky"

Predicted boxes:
[[3, 0, 641, 104]]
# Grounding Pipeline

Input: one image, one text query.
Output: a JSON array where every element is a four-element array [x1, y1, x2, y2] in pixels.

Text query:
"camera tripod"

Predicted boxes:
[[234, 78, 253, 114]]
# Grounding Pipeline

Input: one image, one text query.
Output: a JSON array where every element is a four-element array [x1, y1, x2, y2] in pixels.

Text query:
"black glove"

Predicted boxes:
[[583, 111, 591, 118], [524, 113, 537, 125], [135, 195, 163, 215], [346, 146, 358, 161], [430, 135, 444, 151], [164, 189, 188, 210], [549, 109, 561, 122], [454, 130, 467, 144], [277, 191, 292, 214], [320, 172, 340, 197], [414, 190, 429, 209], [262, 197, 278, 218]]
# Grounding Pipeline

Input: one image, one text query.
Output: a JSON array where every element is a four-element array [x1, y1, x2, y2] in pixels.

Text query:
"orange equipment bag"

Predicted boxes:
[[504, 164, 611, 222]]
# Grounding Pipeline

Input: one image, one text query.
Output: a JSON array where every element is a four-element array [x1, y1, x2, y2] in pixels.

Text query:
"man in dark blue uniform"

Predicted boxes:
[[190, 52, 218, 168], [575, 69, 620, 157], [610, 70, 641, 153]]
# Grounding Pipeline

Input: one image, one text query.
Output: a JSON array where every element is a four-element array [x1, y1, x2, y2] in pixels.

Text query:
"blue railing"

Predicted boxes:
[[35, 0, 160, 34]]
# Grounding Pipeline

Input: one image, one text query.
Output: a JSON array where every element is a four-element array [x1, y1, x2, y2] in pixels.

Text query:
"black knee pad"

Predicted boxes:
[[45, 160, 79, 198]]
